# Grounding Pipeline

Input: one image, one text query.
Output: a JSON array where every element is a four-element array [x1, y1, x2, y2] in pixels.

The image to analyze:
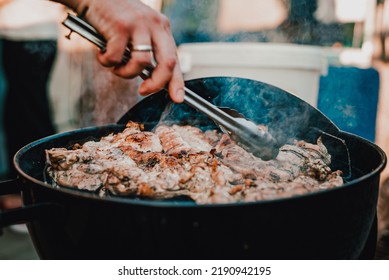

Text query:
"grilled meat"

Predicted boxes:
[[46, 121, 344, 204], [155, 124, 212, 154]]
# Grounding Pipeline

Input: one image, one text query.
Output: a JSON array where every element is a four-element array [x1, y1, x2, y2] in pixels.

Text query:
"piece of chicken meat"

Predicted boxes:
[[46, 121, 344, 204]]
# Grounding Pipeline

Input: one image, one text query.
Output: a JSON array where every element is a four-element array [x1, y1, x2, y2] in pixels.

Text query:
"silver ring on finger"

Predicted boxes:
[[131, 44, 153, 52]]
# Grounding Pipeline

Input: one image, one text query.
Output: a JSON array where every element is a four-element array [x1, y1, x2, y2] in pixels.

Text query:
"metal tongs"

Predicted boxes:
[[62, 13, 279, 160]]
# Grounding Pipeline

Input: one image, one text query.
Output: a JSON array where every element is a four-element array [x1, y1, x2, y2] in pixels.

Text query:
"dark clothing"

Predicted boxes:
[[289, 0, 318, 22], [2, 39, 57, 177]]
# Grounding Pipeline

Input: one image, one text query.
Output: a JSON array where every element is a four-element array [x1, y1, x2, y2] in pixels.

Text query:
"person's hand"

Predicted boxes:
[[54, 0, 184, 103]]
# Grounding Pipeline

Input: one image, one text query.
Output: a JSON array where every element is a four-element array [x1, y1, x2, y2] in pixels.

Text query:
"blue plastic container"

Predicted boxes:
[[318, 66, 380, 142]]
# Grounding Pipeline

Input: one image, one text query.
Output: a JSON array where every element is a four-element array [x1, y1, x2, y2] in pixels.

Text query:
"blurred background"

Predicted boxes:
[[0, 0, 389, 259]]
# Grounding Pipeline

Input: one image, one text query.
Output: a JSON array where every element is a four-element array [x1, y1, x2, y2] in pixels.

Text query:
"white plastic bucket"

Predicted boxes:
[[178, 42, 327, 106]]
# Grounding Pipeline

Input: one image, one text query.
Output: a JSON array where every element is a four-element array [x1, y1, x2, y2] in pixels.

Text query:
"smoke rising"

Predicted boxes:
[[152, 77, 329, 146]]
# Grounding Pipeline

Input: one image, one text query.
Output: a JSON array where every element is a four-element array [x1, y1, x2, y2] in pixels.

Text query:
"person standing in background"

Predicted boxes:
[[0, 0, 64, 178]]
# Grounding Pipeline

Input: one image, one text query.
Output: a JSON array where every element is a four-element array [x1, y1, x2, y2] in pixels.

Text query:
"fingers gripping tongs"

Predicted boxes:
[[62, 13, 280, 160]]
